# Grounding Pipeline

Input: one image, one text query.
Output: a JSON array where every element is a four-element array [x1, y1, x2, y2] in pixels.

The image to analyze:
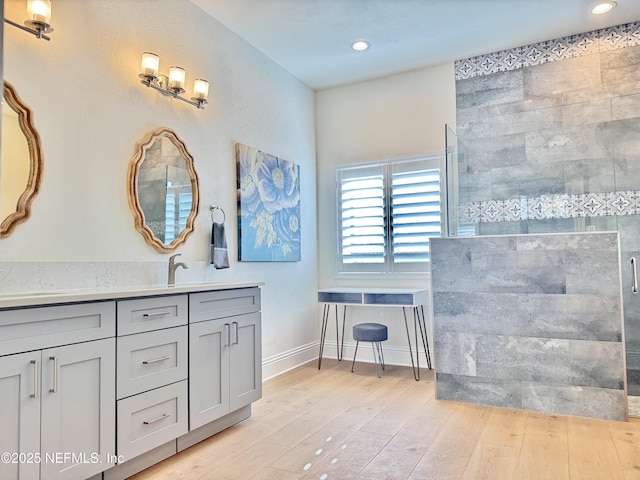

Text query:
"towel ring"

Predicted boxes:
[[210, 205, 226, 223]]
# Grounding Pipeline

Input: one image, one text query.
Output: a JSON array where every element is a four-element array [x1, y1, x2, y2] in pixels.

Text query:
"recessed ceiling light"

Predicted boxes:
[[351, 40, 370, 52], [592, 1, 617, 14]]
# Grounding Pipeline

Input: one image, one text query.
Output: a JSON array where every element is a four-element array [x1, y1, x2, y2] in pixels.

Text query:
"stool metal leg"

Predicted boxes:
[[351, 341, 360, 372], [370, 342, 381, 377], [376, 341, 385, 371]]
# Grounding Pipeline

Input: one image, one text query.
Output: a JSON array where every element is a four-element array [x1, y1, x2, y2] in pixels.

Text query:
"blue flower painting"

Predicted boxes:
[[236, 143, 301, 261]]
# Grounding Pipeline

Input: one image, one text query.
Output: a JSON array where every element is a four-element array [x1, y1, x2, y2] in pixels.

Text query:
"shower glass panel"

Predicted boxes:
[[445, 118, 640, 416]]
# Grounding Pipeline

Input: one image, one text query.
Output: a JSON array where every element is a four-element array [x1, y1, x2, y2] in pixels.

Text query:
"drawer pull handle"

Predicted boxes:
[[143, 413, 170, 425], [233, 321, 239, 345], [142, 356, 171, 365], [143, 311, 171, 317], [49, 356, 58, 393], [30, 359, 39, 398]]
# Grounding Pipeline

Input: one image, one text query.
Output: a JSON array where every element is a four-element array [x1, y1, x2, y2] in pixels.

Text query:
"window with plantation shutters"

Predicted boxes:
[[337, 155, 444, 273], [164, 192, 193, 243]]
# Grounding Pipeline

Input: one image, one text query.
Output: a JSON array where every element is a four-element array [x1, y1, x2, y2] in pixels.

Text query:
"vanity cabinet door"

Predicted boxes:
[[229, 312, 262, 412], [189, 312, 262, 430], [40, 338, 116, 480], [189, 318, 230, 429], [0, 351, 41, 480]]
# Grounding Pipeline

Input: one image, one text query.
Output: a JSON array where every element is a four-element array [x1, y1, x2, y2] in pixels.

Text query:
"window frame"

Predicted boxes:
[[335, 153, 446, 275]]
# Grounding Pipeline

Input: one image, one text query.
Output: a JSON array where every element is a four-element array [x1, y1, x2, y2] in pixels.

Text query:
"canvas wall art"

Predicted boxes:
[[236, 143, 301, 261]]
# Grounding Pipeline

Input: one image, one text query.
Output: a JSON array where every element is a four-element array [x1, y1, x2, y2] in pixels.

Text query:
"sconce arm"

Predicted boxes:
[[140, 78, 208, 110], [4, 18, 51, 41]]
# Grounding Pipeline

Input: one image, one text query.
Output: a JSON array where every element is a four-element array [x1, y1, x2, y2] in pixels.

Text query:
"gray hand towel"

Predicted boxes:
[[211, 222, 229, 269]]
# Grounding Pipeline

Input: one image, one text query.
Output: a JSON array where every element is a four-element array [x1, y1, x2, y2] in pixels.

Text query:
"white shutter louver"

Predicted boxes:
[[391, 167, 441, 262], [340, 174, 385, 264]]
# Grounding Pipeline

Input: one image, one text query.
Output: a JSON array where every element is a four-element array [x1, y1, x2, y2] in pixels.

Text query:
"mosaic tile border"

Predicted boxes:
[[460, 190, 640, 224], [455, 21, 640, 80]]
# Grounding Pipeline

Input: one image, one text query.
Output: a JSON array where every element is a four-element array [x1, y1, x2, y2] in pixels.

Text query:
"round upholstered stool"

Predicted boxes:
[[351, 323, 388, 378]]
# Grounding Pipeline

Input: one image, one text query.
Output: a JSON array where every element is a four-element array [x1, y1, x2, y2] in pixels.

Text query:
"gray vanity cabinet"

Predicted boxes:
[[0, 338, 116, 480], [189, 288, 262, 430], [0, 283, 263, 480], [0, 302, 116, 480], [0, 351, 41, 480]]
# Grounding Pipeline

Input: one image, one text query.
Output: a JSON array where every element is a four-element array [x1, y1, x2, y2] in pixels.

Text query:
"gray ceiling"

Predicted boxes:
[[191, 0, 640, 90]]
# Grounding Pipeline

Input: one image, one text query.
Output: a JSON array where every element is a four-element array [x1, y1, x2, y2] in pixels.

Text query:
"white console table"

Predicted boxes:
[[317, 288, 431, 381]]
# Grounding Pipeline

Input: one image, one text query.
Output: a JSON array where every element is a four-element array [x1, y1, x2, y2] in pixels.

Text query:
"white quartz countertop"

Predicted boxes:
[[0, 282, 264, 309]]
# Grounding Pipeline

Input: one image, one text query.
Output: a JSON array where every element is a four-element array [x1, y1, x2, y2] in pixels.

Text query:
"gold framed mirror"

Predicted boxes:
[[1, 81, 43, 238], [127, 127, 200, 253]]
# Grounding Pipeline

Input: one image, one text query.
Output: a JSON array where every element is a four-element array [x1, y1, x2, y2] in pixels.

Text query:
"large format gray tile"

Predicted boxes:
[[435, 373, 522, 409], [521, 384, 627, 421]]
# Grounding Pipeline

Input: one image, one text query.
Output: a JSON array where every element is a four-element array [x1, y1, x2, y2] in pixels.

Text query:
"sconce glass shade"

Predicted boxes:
[[193, 79, 209, 100], [25, 0, 53, 32], [140, 52, 160, 79], [168, 67, 186, 93]]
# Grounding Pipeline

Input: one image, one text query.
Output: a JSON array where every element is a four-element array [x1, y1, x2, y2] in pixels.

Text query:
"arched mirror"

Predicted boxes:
[[1, 81, 43, 238], [127, 127, 199, 253]]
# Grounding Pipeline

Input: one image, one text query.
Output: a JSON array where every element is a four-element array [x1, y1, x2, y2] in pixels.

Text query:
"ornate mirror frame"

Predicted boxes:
[[1, 81, 44, 238], [127, 127, 200, 253]]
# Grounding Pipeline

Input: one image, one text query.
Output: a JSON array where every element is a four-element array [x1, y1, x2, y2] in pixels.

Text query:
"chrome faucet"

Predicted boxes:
[[168, 253, 188, 287]]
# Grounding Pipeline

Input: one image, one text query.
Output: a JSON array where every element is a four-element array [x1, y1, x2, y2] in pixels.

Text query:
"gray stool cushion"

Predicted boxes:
[[353, 323, 388, 342]]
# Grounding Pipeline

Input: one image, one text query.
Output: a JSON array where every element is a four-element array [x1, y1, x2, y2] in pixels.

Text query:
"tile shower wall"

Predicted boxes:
[[431, 233, 627, 421], [452, 21, 640, 397]]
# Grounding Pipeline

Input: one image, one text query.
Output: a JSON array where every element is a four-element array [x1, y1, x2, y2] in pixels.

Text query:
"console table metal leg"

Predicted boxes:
[[402, 307, 419, 381], [336, 305, 346, 361], [418, 305, 431, 369], [319, 304, 346, 369], [318, 303, 330, 369]]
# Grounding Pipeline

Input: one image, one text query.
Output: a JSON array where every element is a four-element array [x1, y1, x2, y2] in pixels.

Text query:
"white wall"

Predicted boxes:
[[315, 64, 456, 366], [1, 0, 319, 377]]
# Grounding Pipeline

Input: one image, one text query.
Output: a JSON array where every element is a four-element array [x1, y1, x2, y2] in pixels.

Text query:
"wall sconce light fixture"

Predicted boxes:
[[4, 0, 54, 41], [138, 52, 209, 110]]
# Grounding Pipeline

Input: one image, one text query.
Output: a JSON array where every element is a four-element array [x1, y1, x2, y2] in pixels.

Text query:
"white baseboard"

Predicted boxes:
[[262, 340, 434, 381], [262, 341, 319, 381], [319, 340, 434, 370]]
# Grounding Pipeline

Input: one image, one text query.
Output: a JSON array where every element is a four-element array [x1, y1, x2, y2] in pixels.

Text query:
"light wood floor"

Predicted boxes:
[[130, 359, 640, 480]]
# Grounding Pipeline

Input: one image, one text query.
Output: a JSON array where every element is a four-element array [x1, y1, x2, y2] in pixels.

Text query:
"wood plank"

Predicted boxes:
[[567, 415, 625, 480], [360, 378, 434, 436], [479, 407, 528, 448], [513, 433, 569, 480], [300, 431, 392, 479], [428, 403, 491, 458], [359, 396, 457, 479], [409, 451, 469, 480], [461, 442, 519, 480], [525, 411, 568, 438], [608, 419, 640, 479]]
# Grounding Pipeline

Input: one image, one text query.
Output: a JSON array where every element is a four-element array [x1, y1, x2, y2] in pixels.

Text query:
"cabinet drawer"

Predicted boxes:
[[189, 288, 261, 323], [117, 380, 188, 460], [117, 326, 188, 399], [117, 295, 188, 335], [0, 302, 115, 355]]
